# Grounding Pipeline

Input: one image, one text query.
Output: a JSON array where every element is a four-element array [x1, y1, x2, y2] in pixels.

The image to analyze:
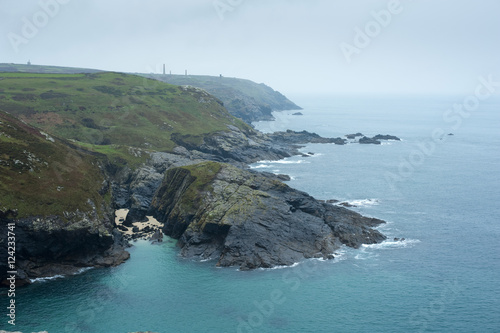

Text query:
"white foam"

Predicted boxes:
[[250, 164, 271, 169], [200, 258, 214, 262], [258, 262, 301, 271], [320, 249, 348, 263], [273, 159, 309, 165], [347, 199, 380, 207], [77, 267, 94, 274], [29, 266, 95, 283], [30, 274, 65, 283], [254, 159, 309, 165], [362, 238, 421, 250], [354, 252, 376, 260]]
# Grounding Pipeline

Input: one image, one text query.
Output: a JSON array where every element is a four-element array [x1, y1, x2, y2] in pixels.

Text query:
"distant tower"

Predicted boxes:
[[185, 70, 187, 76], [27, 60, 31, 66], [163, 64, 165, 75]]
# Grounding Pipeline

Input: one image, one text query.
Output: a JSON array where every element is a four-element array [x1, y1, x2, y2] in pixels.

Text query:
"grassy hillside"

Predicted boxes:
[[0, 72, 250, 160], [0, 111, 109, 218], [0, 64, 301, 124]]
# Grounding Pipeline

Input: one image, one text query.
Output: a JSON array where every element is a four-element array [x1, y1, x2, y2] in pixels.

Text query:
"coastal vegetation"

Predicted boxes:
[[0, 72, 250, 160]]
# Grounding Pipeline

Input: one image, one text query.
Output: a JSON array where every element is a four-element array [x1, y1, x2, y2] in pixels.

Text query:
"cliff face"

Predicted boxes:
[[150, 162, 386, 270], [0, 112, 128, 286]]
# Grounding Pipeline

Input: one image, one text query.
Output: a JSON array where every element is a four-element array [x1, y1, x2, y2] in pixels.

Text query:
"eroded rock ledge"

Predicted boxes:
[[149, 162, 386, 270], [0, 208, 129, 286]]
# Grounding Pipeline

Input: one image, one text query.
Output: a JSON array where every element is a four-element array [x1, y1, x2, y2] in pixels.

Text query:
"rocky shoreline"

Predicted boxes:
[[1, 115, 400, 285], [0, 208, 130, 287], [149, 162, 386, 269], [108, 127, 397, 270]]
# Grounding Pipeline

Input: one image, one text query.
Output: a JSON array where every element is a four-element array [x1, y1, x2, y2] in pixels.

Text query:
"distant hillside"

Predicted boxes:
[[140, 74, 302, 124], [0, 72, 250, 161]]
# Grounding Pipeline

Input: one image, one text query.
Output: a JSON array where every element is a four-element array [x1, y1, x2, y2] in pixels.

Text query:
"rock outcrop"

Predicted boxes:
[[170, 125, 297, 164], [1, 209, 129, 286], [351, 134, 401, 144], [0, 111, 129, 286], [268, 130, 346, 145], [149, 162, 386, 270], [372, 134, 401, 141], [359, 136, 382, 145]]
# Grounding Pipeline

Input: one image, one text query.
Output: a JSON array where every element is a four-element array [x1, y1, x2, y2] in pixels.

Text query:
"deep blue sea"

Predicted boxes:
[[5, 94, 500, 333]]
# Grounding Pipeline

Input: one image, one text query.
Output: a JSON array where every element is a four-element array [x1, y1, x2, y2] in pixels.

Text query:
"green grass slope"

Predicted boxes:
[[0, 111, 108, 218], [0, 72, 250, 159], [0, 64, 301, 124]]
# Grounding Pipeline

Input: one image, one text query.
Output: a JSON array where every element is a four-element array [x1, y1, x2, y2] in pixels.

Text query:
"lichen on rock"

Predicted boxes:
[[150, 162, 386, 270]]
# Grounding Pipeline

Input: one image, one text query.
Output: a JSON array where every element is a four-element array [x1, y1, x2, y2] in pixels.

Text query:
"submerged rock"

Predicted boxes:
[[150, 229, 163, 243], [150, 162, 386, 270]]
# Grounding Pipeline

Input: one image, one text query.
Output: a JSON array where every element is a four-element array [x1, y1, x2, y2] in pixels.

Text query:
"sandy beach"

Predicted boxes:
[[115, 209, 164, 239]]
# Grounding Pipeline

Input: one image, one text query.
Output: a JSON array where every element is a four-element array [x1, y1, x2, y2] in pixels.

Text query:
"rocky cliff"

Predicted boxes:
[[0, 111, 128, 286], [149, 162, 386, 270]]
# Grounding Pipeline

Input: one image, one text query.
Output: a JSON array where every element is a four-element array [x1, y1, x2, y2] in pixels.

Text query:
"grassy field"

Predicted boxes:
[[0, 72, 250, 161], [0, 63, 301, 124]]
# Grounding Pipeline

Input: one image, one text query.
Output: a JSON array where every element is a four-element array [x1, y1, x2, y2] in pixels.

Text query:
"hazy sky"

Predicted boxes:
[[1, 0, 499, 95]]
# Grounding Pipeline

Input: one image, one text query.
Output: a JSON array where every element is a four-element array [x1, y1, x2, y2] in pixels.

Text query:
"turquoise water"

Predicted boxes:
[[5, 95, 500, 332]]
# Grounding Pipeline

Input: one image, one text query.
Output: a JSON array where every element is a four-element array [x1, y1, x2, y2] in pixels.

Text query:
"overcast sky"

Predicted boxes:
[[1, 0, 499, 96]]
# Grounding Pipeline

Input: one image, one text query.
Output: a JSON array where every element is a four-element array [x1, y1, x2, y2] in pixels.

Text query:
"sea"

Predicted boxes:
[[4, 94, 500, 333]]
